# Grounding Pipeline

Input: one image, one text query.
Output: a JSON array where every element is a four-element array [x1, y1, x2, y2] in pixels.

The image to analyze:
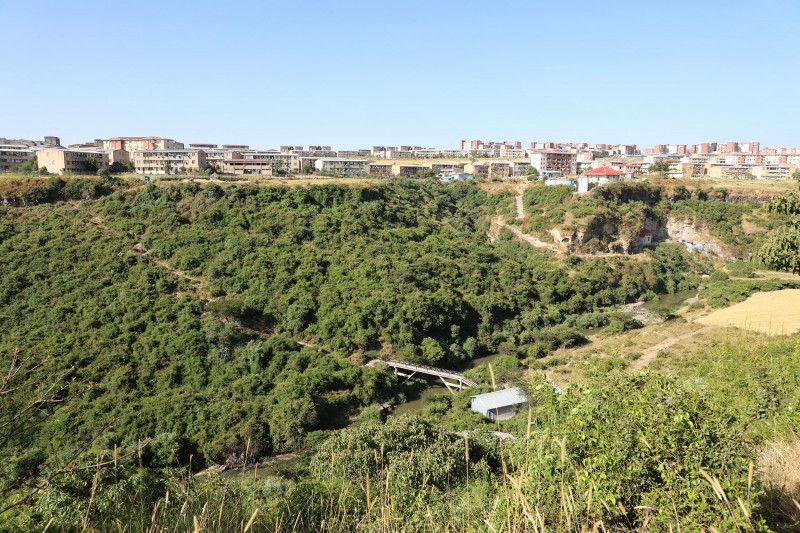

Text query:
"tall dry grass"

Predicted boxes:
[[758, 437, 800, 527]]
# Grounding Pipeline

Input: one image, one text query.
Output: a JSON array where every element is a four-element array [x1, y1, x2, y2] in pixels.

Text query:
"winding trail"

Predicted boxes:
[[492, 217, 558, 251], [631, 325, 713, 370], [490, 185, 559, 251]]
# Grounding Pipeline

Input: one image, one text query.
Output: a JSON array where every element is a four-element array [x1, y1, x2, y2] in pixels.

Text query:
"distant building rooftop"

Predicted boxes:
[[470, 388, 527, 420]]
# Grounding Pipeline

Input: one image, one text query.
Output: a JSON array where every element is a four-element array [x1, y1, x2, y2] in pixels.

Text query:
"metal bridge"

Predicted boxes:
[[368, 359, 478, 394]]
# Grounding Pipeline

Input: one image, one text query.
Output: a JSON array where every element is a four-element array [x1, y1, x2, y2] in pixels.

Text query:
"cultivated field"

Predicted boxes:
[[696, 289, 800, 335]]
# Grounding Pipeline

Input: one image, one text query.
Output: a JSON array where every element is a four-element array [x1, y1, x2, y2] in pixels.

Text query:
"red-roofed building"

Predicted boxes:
[[577, 166, 624, 193], [583, 166, 622, 178]]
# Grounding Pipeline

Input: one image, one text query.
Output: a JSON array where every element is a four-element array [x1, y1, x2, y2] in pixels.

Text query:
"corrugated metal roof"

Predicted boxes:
[[470, 387, 527, 413]]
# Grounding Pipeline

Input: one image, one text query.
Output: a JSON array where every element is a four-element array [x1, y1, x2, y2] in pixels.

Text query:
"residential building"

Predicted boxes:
[[392, 164, 429, 177], [384, 150, 414, 159], [470, 388, 527, 421], [222, 144, 249, 150], [239, 151, 300, 173], [430, 162, 465, 173], [101, 136, 184, 152], [368, 163, 393, 176], [511, 161, 531, 176], [37, 147, 112, 175], [314, 158, 369, 175], [204, 149, 241, 171], [488, 161, 512, 179], [464, 162, 489, 179], [0, 145, 35, 171], [577, 166, 623, 193], [221, 159, 274, 176], [132, 149, 207, 174], [189, 143, 217, 149], [752, 164, 792, 179], [530, 151, 577, 175]]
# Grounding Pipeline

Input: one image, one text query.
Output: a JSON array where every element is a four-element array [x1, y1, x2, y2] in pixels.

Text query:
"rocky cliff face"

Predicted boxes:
[[548, 216, 666, 254], [664, 217, 739, 259], [546, 215, 737, 258]]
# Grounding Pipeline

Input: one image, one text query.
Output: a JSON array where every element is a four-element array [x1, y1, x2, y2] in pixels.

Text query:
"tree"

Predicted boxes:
[[302, 161, 314, 175], [527, 167, 541, 181], [109, 161, 127, 174], [755, 187, 800, 274], [791, 169, 800, 181], [648, 161, 670, 177], [163, 161, 172, 175], [82, 155, 99, 174], [13, 156, 39, 174]]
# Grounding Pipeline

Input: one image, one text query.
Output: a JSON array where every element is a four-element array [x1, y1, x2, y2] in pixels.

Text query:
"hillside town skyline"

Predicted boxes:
[[3, 133, 800, 182]]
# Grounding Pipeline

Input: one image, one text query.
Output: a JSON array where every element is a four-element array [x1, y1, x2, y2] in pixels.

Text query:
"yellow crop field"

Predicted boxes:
[[696, 289, 800, 335]]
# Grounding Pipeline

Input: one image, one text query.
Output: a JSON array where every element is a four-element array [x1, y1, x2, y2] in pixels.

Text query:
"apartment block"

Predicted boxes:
[[222, 159, 274, 176], [392, 164, 429, 177], [240, 152, 300, 173], [530, 151, 577, 175], [368, 163, 393, 176], [132, 150, 207, 174], [204, 149, 241, 170], [314, 158, 369, 175], [752, 165, 791, 179], [0, 145, 35, 171], [101, 136, 184, 152], [37, 147, 112, 175], [189, 143, 217, 149], [222, 144, 249, 150]]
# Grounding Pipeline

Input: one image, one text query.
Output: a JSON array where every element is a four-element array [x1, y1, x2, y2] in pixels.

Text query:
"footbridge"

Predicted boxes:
[[368, 359, 478, 394]]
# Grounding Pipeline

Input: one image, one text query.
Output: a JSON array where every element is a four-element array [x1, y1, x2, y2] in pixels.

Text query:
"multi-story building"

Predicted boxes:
[[459, 140, 483, 151], [101, 136, 184, 152], [467, 162, 490, 179], [222, 159, 274, 176], [392, 164, 429, 177], [280, 146, 304, 153], [37, 147, 112, 175], [132, 149, 207, 174], [530, 151, 577, 175], [189, 143, 217, 149], [314, 158, 369, 175], [203, 150, 241, 171], [384, 150, 414, 159], [222, 144, 249, 150], [0, 145, 35, 171], [368, 163, 393, 176], [752, 165, 791, 179], [240, 151, 300, 174], [511, 161, 531, 176]]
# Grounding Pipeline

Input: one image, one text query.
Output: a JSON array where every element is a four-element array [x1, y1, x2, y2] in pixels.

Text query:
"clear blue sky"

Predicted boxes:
[[1, 0, 799, 149]]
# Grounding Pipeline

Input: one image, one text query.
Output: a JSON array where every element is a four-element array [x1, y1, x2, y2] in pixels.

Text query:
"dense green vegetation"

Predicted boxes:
[[756, 186, 800, 273], [1, 178, 799, 531]]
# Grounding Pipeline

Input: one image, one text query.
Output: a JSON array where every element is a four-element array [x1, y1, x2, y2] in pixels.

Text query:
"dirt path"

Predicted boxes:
[[514, 186, 526, 220], [631, 325, 713, 370], [492, 217, 558, 251]]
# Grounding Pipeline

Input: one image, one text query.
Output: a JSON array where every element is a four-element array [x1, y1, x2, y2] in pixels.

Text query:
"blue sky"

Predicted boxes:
[[1, 0, 798, 149]]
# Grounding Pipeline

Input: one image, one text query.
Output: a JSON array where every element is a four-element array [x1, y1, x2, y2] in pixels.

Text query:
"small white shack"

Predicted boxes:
[[470, 387, 527, 421]]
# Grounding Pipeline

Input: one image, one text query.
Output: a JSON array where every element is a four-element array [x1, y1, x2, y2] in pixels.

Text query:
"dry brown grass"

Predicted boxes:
[[758, 438, 800, 525], [696, 289, 800, 335]]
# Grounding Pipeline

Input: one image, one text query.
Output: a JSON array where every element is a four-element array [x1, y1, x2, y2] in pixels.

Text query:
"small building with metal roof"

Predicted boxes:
[[470, 387, 527, 421]]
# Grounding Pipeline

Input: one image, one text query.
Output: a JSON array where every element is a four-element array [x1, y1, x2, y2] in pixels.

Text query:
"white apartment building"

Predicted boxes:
[[314, 158, 369, 175], [132, 150, 207, 174]]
